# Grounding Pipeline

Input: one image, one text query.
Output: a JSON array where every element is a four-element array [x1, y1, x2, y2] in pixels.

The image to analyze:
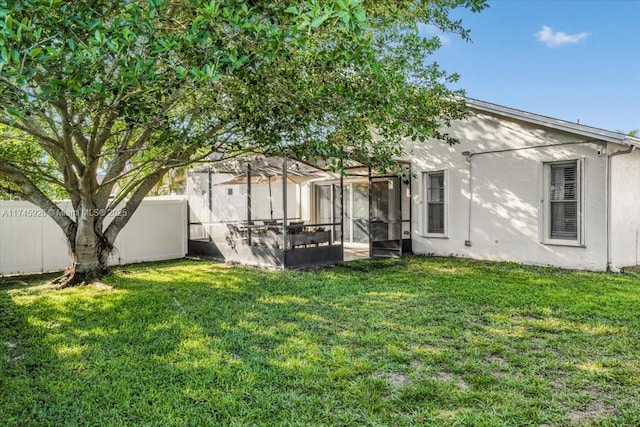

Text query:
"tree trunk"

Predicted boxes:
[[57, 211, 112, 288]]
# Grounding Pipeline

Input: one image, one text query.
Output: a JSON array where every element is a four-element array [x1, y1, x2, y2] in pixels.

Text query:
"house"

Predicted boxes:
[[187, 98, 640, 271], [406, 98, 640, 272]]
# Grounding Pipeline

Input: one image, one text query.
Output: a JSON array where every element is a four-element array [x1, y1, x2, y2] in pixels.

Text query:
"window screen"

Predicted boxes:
[[549, 162, 578, 239], [427, 172, 445, 234]]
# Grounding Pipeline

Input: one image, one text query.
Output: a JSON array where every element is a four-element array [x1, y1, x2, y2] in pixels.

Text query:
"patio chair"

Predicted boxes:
[[226, 223, 248, 249], [288, 221, 304, 234]]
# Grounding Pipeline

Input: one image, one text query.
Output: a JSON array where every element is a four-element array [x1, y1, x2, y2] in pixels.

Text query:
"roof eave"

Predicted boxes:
[[465, 98, 640, 146]]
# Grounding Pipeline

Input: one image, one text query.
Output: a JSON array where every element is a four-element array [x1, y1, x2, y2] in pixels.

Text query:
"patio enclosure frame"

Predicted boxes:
[[187, 158, 344, 268], [187, 157, 411, 268]]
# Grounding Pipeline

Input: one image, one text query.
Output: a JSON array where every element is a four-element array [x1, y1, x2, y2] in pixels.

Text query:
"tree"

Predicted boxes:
[[0, 0, 487, 286]]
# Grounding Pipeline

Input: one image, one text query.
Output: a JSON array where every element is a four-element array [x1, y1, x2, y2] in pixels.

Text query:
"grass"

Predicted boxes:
[[1, 256, 639, 426]]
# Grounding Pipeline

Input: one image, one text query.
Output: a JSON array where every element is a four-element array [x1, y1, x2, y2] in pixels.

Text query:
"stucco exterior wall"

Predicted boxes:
[[610, 146, 640, 268], [404, 109, 609, 271]]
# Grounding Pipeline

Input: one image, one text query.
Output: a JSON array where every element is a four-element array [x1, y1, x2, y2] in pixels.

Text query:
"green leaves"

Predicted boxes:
[[93, 29, 103, 45], [5, 107, 22, 118], [0, 0, 487, 214], [352, 7, 366, 23], [310, 14, 330, 29], [176, 66, 188, 79]]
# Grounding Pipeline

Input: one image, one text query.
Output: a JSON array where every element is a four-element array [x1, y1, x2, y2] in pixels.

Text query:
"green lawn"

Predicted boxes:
[[1, 256, 639, 426]]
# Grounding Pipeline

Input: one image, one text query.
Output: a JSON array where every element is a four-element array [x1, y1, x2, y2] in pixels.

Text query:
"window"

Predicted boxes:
[[543, 159, 583, 244], [550, 162, 577, 239], [423, 171, 446, 236]]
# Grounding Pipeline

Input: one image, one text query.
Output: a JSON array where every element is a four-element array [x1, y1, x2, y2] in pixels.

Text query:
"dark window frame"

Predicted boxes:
[[425, 171, 446, 235]]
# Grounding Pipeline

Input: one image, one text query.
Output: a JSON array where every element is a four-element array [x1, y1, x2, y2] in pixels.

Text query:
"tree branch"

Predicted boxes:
[[0, 158, 77, 244], [52, 99, 87, 176], [0, 116, 61, 148], [103, 141, 203, 242], [95, 127, 155, 208], [103, 167, 169, 243]]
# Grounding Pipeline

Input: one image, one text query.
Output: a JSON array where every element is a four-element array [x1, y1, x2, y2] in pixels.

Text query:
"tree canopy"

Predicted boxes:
[[0, 0, 487, 284]]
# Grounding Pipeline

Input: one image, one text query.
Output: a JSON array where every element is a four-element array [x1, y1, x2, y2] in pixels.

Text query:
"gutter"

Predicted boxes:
[[606, 145, 636, 272]]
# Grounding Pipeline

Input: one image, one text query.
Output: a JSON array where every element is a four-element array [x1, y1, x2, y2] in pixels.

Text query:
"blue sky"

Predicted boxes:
[[421, 0, 640, 132]]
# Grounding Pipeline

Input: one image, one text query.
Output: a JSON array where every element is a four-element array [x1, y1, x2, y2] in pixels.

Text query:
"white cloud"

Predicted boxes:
[[535, 25, 590, 47], [418, 23, 451, 46]]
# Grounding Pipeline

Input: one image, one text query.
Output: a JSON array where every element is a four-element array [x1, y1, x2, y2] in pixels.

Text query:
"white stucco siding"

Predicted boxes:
[[300, 182, 312, 223], [610, 146, 640, 268], [405, 110, 609, 271]]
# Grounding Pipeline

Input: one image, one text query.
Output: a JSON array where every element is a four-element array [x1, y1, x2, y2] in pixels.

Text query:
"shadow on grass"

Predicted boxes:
[[1, 283, 63, 424], [1, 257, 639, 426]]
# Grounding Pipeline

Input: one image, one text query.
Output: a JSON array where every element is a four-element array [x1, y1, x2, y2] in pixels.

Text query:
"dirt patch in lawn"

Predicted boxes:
[[483, 355, 514, 379], [437, 371, 469, 390], [567, 400, 618, 425], [411, 359, 424, 369], [387, 372, 411, 388], [484, 355, 508, 366], [375, 371, 412, 388]]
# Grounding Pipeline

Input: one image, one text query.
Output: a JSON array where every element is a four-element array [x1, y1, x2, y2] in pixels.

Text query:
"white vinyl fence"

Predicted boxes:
[[0, 197, 188, 275]]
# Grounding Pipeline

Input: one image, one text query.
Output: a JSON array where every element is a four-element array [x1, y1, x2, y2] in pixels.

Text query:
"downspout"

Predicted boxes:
[[282, 159, 288, 255], [246, 163, 252, 247], [340, 173, 344, 253], [207, 167, 213, 241], [462, 151, 475, 246], [368, 165, 373, 258], [606, 144, 636, 272]]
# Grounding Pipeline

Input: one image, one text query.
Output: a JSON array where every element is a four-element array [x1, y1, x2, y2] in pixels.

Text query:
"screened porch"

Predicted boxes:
[[186, 157, 345, 268], [186, 157, 412, 269]]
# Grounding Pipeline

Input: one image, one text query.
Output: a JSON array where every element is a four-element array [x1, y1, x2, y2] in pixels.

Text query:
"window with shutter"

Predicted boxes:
[[424, 171, 446, 235], [549, 163, 578, 239], [543, 159, 582, 244]]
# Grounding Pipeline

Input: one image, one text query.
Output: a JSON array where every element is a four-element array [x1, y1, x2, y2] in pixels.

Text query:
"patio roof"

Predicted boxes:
[[190, 156, 334, 181]]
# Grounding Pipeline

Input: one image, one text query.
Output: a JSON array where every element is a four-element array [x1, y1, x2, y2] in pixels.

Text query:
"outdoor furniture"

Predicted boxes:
[[226, 223, 248, 248], [287, 225, 331, 248], [187, 157, 345, 269], [250, 227, 281, 248], [288, 221, 305, 234]]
